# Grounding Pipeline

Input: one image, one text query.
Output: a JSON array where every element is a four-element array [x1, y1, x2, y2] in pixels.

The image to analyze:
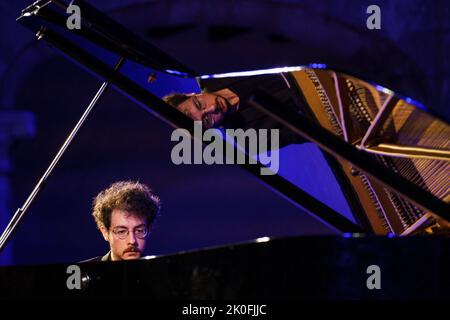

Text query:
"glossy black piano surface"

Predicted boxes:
[[1, 236, 449, 300]]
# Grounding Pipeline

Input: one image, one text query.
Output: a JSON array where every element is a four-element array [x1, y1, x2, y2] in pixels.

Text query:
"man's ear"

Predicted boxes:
[[99, 225, 109, 242]]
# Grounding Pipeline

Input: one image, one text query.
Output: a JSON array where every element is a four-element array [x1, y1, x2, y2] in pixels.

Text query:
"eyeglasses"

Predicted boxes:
[[192, 95, 203, 111], [111, 227, 148, 240], [192, 95, 226, 113]]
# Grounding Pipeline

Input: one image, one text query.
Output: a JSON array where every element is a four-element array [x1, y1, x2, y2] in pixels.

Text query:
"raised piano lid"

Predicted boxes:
[[16, 0, 365, 234], [16, 0, 450, 233], [18, 0, 197, 76]]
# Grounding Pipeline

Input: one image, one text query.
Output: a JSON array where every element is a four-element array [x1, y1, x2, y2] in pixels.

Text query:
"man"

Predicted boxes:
[[164, 73, 306, 147], [166, 87, 240, 129], [88, 181, 161, 261]]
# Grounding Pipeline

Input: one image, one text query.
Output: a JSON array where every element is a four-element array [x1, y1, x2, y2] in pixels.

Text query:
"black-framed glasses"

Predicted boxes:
[[111, 226, 148, 240]]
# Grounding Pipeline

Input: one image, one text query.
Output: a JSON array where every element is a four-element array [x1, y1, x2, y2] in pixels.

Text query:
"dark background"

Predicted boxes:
[[0, 0, 448, 265]]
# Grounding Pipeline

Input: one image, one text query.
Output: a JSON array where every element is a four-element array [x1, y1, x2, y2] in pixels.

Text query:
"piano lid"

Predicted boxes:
[[15, 0, 450, 235], [16, 0, 367, 234], [18, 0, 197, 77]]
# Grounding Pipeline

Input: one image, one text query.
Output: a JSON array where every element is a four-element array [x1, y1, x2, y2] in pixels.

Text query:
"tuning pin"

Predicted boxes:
[[350, 167, 360, 176]]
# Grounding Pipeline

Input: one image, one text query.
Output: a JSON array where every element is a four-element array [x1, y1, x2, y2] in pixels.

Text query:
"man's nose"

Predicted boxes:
[[127, 231, 137, 244], [202, 104, 217, 115]]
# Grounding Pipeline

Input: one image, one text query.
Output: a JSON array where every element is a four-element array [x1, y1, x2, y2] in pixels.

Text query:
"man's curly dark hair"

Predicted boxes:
[[92, 181, 161, 230], [163, 92, 192, 108]]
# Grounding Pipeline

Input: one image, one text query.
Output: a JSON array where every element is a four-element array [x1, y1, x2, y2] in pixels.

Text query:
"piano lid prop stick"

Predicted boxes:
[[0, 53, 125, 253]]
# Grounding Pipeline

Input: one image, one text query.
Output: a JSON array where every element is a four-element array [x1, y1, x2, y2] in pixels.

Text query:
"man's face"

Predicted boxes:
[[101, 209, 148, 261], [177, 92, 230, 128]]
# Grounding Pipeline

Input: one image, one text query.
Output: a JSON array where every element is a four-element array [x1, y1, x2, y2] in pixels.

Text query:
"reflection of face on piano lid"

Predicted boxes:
[[177, 89, 239, 128], [100, 209, 149, 261]]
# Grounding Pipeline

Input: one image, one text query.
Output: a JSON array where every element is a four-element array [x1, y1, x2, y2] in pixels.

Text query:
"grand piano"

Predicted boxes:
[[1, 236, 450, 300], [0, 0, 449, 300]]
